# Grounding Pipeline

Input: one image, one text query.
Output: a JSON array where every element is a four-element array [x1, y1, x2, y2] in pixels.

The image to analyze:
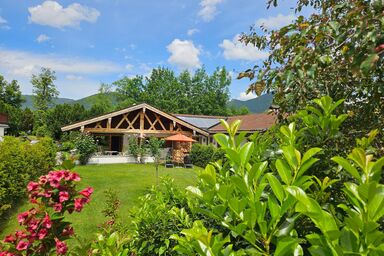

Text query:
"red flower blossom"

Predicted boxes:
[[74, 198, 84, 212], [0, 251, 15, 256], [16, 240, 29, 251], [15, 231, 27, 239], [38, 229, 48, 240], [3, 235, 16, 243], [61, 226, 74, 237], [17, 212, 29, 224], [59, 191, 69, 203], [42, 214, 52, 229], [53, 203, 63, 212], [55, 239, 68, 255], [70, 172, 81, 181], [49, 178, 60, 188], [27, 182, 39, 192], [27, 219, 39, 231], [79, 187, 94, 198], [38, 175, 48, 185]]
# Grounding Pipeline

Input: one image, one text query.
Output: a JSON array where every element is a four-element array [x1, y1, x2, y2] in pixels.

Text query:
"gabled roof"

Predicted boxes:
[[208, 113, 277, 133], [61, 103, 209, 136]]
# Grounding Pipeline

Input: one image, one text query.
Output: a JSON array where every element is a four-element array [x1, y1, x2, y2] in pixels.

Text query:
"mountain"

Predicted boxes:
[[22, 95, 75, 109], [21, 93, 119, 109], [228, 94, 273, 113], [74, 92, 119, 109], [21, 93, 273, 113]]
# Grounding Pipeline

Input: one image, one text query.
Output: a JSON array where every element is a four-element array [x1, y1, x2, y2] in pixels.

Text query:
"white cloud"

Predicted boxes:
[[65, 74, 83, 80], [219, 35, 269, 61], [187, 28, 199, 36], [255, 13, 295, 30], [0, 48, 122, 77], [0, 16, 7, 25], [198, 0, 223, 22], [167, 39, 201, 70], [238, 92, 257, 101], [0, 15, 10, 29], [36, 34, 51, 43], [125, 64, 134, 71], [28, 1, 100, 29]]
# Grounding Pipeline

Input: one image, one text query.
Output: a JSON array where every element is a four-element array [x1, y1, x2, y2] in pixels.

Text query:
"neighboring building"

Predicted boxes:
[[61, 103, 276, 154], [0, 113, 9, 139]]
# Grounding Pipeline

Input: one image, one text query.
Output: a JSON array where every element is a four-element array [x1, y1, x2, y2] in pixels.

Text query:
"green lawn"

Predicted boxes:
[[0, 164, 198, 241]]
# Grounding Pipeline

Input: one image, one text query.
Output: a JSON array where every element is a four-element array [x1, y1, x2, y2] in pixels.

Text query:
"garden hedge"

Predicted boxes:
[[0, 136, 56, 217]]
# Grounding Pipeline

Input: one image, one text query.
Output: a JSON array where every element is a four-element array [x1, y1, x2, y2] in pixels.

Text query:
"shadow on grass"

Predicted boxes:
[[0, 198, 29, 235]]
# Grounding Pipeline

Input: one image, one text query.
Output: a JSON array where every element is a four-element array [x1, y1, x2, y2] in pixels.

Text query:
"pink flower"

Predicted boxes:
[[27, 219, 39, 231], [15, 231, 27, 239], [53, 203, 63, 212], [3, 235, 16, 243], [49, 178, 60, 188], [55, 239, 68, 255], [79, 187, 93, 198], [0, 251, 15, 256], [59, 191, 69, 203], [61, 226, 74, 237], [70, 172, 81, 182], [54, 170, 65, 180], [39, 175, 48, 185], [27, 182, 39, 192], [42, 214, 52, 229], [74, 198, 84, 212], [16, 240, 29, 251], [63, 171, 72, 180], [38, 229, 48, 239], [17, 212, 29, 224]]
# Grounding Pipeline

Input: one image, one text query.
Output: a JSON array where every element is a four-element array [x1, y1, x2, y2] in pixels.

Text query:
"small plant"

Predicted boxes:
[[74, 132, 97, 165], [0, 170, 93, 255], [128, 137, 147, 163], [99, 189, 121, 234]]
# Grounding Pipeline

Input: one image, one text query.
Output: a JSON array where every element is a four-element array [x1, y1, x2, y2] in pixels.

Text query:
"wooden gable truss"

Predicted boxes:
[[61, 103, 209, 137]]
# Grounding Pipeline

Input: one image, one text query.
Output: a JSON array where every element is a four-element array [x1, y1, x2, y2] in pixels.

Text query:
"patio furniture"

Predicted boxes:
[[105, 150, 118, 155]]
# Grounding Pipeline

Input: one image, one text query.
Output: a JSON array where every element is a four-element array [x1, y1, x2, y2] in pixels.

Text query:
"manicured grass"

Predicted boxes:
[[0, 164, 198, 241]]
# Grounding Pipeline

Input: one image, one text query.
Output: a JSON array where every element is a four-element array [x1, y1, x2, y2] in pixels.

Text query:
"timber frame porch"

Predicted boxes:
[[61, 103, 210, 153]]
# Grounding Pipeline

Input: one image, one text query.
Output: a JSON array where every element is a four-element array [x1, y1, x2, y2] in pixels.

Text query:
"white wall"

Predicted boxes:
[[0, 127, 5, 137], [87, 155, 155, 165]]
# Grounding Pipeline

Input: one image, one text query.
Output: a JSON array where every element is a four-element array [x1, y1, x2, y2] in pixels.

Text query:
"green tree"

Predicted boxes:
[[113, 75, 144, 108], [0, 75, 25, 135], [240, 0, 384, 134], [142, 67, 184, 112], [0, 75, 24, 109], [146, 137, 164, 185], [31, 68, 59, 135], [46, 103, 87, 140], [31, 68, 59, 111]]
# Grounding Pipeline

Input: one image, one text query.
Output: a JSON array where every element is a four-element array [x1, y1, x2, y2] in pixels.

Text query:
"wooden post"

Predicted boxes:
[[140, 109, 145, 137], [107, 117, 112, 129]]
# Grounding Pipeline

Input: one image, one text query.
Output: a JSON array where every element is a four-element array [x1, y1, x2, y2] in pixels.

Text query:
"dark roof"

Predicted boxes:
[[175, 115, 222, 129], [208, 113, 277, 132]]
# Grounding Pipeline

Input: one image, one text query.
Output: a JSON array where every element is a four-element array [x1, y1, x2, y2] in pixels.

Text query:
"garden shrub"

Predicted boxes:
[[171, 96, 384, 255], [73, 132, 97, 165], [129, 177, 192, 255], [190, 143, 225, 168], [0, 136, 56, 217]]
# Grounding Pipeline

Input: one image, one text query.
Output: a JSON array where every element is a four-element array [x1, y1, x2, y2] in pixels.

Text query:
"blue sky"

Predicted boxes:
[[0, 0, 299, 100]]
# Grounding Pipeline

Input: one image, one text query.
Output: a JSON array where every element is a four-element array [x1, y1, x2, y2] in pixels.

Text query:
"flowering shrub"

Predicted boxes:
[[0, 170, 93, 255]]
